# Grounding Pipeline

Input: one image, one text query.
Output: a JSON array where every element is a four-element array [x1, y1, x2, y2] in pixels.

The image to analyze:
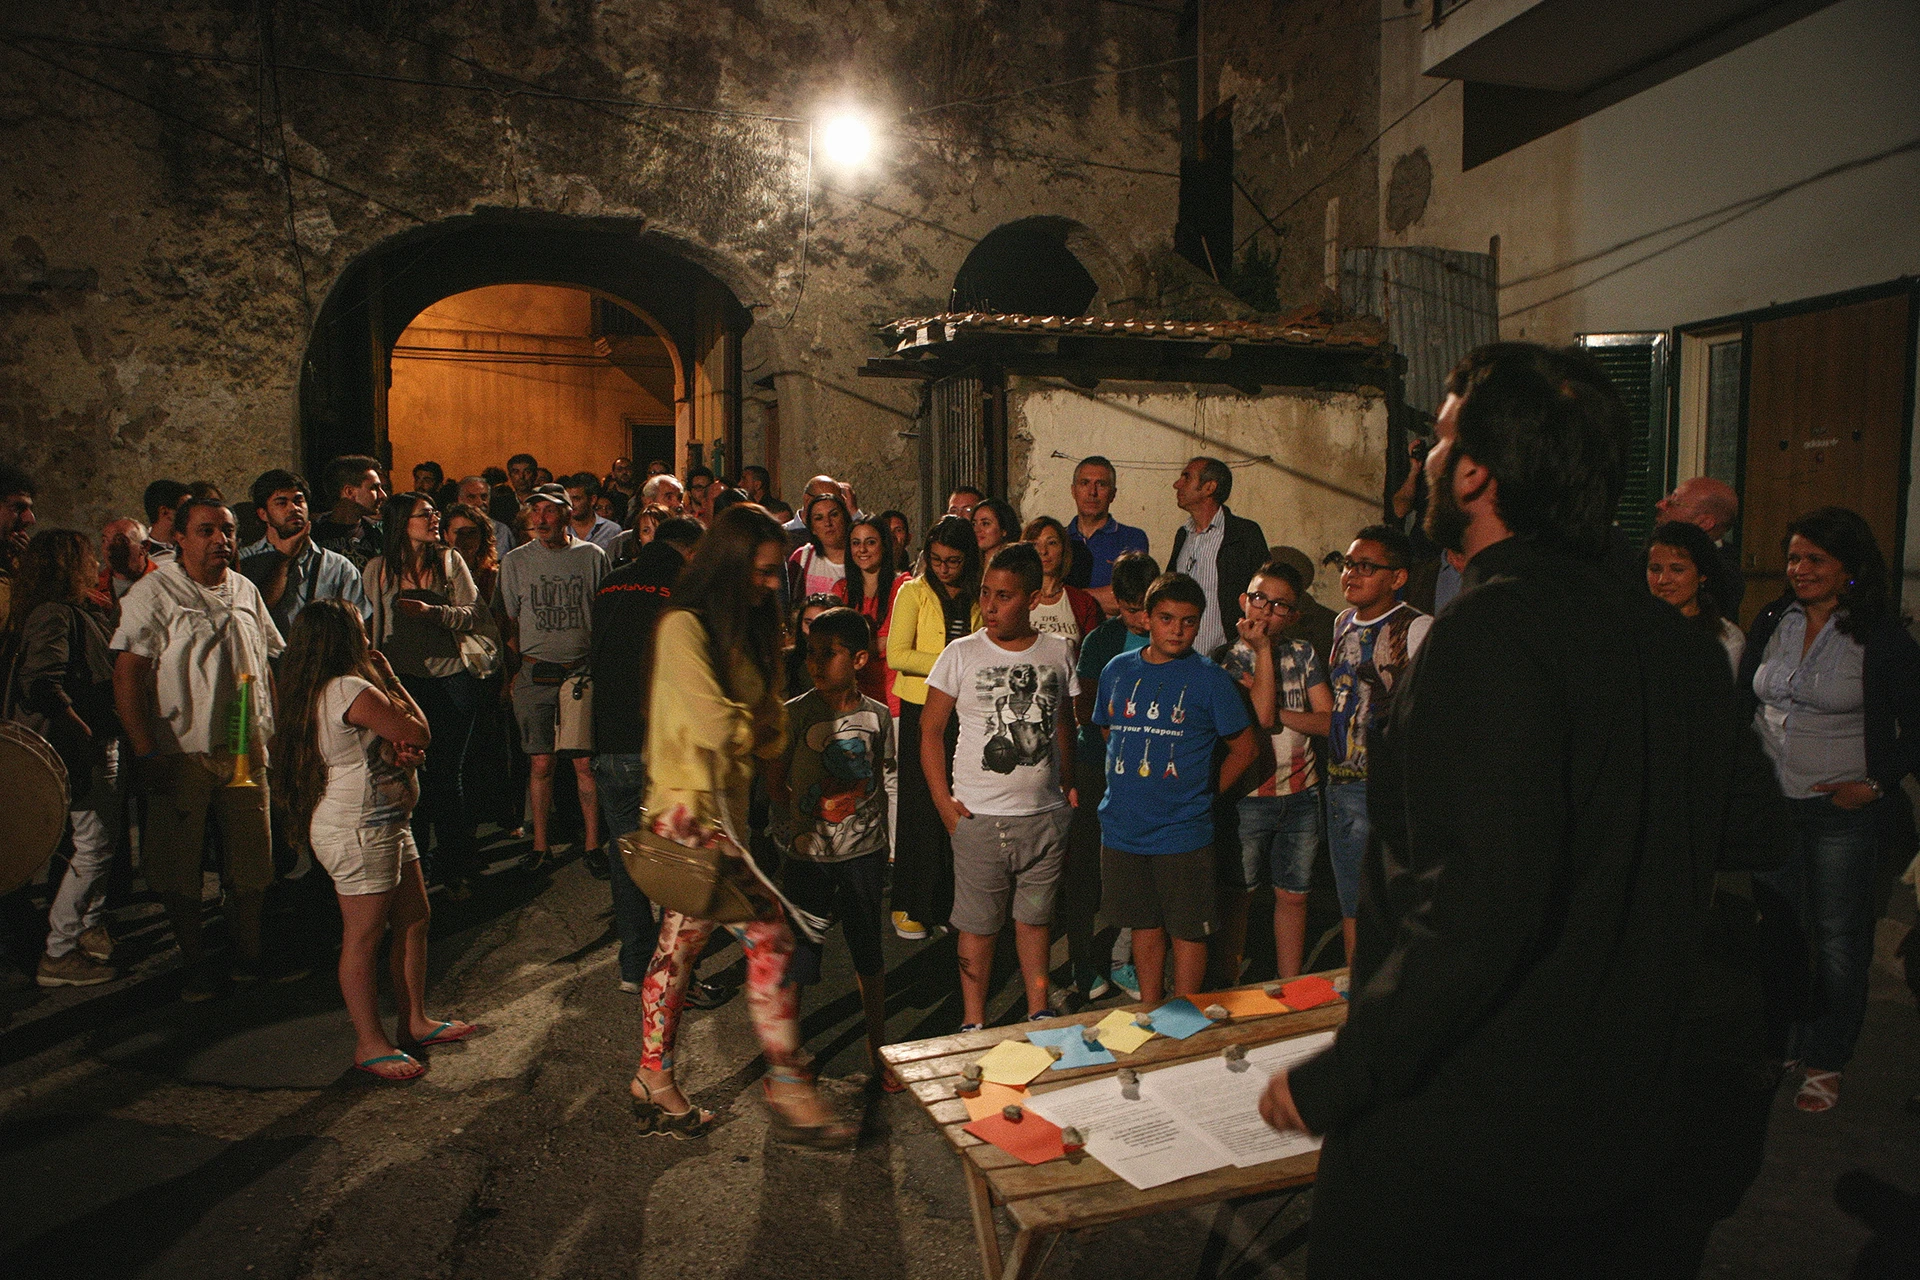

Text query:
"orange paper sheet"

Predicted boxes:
[[1280, 976, 1340, 1010], [961, 1081, 1029, 1121], [1191, 988, 1288, 1017], [963, 1110, 1067, 1165]]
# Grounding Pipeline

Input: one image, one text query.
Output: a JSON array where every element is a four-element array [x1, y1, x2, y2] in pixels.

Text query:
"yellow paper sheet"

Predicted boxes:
[[976, 1038, 1058, 1086], [961, 1081, 1029, 1121], [1094, 1008, 1158, 1054]]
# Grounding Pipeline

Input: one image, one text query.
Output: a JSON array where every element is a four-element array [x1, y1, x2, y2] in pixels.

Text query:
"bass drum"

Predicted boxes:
[[0, 721, 71, 896]]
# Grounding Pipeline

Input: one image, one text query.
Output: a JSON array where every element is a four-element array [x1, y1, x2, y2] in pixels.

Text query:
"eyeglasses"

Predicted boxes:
[[1336, 557, 1397, 577], [409, 509, 437, 521], [1242, 591, 1299, 614]]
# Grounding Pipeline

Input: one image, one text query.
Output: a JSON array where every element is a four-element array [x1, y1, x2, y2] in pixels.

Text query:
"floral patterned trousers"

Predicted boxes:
[[636, 806, 806, 1077]]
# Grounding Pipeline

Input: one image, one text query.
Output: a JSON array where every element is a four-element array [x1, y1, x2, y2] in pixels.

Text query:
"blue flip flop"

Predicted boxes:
[[353, 1052, 425, 1081], [407, 1020, 478, 1049]]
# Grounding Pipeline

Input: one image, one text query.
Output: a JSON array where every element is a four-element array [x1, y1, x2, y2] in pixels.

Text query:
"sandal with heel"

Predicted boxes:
[[764, 1070, 859, 1150], [630, 1074, 715, 1139], [1795, 1069, 1840, 1113]]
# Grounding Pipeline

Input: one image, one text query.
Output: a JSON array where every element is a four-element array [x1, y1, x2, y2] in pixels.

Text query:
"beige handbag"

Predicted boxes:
[[555, 670, 593, 752]]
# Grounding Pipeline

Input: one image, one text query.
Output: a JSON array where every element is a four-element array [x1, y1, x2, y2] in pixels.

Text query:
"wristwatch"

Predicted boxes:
[[1863, 778, 1884, 798]]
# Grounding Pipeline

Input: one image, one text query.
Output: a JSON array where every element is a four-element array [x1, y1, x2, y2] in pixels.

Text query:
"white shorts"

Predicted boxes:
[[311, 821, 420, 895]]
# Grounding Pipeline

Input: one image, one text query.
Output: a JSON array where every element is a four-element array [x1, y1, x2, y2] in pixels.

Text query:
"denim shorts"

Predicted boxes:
[[1237, 787, 1322, 894]]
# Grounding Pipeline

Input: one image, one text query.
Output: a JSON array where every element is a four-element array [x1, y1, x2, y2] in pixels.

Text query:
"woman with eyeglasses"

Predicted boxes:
[[885, 515, 982, 940], [364, 492, 491, 893]]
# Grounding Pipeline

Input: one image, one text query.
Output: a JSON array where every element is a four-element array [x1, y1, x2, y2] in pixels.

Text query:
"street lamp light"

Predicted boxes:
[[820, 112, 874, 167]]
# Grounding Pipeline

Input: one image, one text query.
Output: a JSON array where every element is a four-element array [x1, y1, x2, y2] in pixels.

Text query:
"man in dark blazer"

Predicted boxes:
[[1169, 456, 1267, 658], [1261, 344, 1785, 1277]]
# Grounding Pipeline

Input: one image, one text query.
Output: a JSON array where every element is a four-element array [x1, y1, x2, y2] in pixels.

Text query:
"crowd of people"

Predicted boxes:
[[1, 339, 1916, 1262]]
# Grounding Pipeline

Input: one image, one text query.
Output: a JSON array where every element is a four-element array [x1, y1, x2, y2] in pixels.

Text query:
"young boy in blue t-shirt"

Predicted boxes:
[[1093, 572, 1259, 1004]]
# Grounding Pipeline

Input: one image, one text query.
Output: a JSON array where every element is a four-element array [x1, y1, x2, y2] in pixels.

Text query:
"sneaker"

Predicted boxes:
[[583, 848, 611, 880], [1080, 968, 1111, 1001], [619, 979, 642, 994], [1028, 1008, 1062, 1022], [959, 1023, 985, 1033], [37, 950, 114, 988], [1109, 963, 1141, 1001], [78, 925, 114, 962], [891, 910, 928, 941]]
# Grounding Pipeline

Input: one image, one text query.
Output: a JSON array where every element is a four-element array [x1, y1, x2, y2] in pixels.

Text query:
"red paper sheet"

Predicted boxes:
[[1280, 976, 1340, 1010], [963, 1110, 1067, 1165]]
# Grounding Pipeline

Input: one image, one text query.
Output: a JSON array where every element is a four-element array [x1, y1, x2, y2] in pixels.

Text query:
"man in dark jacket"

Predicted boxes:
[[1169, 456, 1267, 659], [1261, 344, 1785, 1277]]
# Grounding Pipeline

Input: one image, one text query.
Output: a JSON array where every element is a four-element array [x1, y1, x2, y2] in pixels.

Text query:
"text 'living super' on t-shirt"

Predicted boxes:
[[1093, 648, 1249, 854], [497, 536, 608, 665], [925, 630, 1079, 816]]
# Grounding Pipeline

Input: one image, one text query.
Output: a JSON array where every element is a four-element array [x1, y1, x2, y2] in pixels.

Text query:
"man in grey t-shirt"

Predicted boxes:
[[498, 483, 608, 867]]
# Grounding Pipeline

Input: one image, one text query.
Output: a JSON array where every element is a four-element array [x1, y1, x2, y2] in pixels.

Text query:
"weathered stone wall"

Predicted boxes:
[[0, 0, 1380, 531]]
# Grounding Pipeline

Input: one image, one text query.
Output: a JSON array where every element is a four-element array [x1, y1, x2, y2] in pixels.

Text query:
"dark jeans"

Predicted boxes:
[[592, 752, 660, 984], [1757, 796, 1880, 1070], [401, 672, 479, 882], [893, 698, 959, 928]]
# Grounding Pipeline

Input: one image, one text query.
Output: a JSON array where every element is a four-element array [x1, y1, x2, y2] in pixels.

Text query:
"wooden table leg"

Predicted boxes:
[[1002, 1229, 1054, 1280], [963, 1160, 1004, 1280]]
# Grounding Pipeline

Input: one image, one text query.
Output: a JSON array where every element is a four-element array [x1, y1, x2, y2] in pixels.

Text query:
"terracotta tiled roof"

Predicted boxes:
[[883, 305, 1387, 351]]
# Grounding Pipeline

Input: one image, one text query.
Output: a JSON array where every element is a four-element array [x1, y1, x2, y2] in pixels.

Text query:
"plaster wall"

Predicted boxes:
[[0, 0, 1204, 534], [1374, 0, 1920, 343], [1007, 378, 1389, 610]]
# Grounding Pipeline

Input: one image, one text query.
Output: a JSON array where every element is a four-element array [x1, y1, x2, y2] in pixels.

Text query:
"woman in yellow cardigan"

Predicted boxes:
[[630, 505, 855, 1148], [886, 514, 982, 939]]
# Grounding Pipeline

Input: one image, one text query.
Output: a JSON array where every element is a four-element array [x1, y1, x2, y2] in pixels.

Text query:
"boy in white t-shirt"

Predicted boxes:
[[922, 542, 1078, 1030]]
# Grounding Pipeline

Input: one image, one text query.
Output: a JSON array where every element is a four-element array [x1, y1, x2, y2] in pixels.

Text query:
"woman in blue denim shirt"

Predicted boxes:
[[1740, 506, 1920, 1114]]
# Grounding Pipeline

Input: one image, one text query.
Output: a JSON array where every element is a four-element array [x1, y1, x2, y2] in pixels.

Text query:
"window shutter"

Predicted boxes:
[[1577, 334, 1670, 547]]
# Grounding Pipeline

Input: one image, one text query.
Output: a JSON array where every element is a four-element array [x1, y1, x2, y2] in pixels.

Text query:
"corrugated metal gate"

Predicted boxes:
[[1340, 246, 1499, 416], [930, 371, 991, 504]]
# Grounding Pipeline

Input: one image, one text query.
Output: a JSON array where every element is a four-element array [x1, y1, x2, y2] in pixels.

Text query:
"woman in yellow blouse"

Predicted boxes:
[[885, 515, 982, 939], [630, 505, 855, 1148]]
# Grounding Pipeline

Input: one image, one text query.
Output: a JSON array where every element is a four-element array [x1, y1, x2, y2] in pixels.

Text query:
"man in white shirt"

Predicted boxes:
[[113, 496, 289, 999]]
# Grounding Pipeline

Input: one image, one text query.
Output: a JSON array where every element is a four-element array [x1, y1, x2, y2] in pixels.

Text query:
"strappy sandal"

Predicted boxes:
[[630, 1075, 715, 1139], [1795, 1069, 1841, 1113], [764, 1071, 859, 1150]]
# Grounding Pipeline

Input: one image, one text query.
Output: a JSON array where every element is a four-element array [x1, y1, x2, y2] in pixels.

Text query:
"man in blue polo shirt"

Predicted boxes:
[[1065, 455, 1150, 616]]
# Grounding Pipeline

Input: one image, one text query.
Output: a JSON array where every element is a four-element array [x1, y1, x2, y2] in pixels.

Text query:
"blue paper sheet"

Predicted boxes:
[[1142, 998, 1215, 1041], [1027, 1025, 1117, 1070]]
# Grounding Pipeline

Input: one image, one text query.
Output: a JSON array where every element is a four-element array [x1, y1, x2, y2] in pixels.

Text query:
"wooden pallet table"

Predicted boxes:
[[880, 974, 1348, 1280]]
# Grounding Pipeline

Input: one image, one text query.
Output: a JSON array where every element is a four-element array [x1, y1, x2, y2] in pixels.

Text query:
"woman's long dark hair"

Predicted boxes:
[[844, 517, 901, 627], [379, 491, 444, 588], [1784, 505, 1894, 638], [1647, 520, 1727, 633], [278, 598, 382, 853], [9, 529, 93, 632], [972, 498, 1018, 553], [917, 514, 982, 602], [670, 504, 787, 699]]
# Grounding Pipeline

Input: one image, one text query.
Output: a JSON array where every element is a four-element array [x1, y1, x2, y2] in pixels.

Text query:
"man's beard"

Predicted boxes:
[[1424, 450, 1472, 554], [271, 515, 307, 540]]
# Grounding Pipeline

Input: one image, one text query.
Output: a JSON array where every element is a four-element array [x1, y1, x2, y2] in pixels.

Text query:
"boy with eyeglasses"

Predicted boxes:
[[1216, 559, 1333, 981], [1325, 525, 1431, 963]]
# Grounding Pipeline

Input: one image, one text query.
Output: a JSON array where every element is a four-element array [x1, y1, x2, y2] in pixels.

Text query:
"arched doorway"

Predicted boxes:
[[300, 210, 752, 486]]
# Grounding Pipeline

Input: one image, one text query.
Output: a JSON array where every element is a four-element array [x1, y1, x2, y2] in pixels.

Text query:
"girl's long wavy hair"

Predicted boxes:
[[278, 597, 381, 852], [916, 514, 982, 602], [668, 504, 786, 701], [9, 529, 93, 632]]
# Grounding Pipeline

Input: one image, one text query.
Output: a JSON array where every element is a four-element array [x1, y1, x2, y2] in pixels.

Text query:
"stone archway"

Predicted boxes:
[[299, 209, 755, 484], [950, 216, 1134, 317]]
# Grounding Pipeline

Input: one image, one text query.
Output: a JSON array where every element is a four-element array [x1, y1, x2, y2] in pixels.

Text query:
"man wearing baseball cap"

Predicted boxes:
[[497, 483, 608, 871]]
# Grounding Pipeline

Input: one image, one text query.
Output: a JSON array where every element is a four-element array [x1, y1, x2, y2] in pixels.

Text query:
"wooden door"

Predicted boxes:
[[1738, 292, 1910, 625]]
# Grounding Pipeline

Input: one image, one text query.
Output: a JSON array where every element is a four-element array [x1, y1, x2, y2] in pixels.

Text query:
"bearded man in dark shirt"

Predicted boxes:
[[1261, 344, 1785, 1277]]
